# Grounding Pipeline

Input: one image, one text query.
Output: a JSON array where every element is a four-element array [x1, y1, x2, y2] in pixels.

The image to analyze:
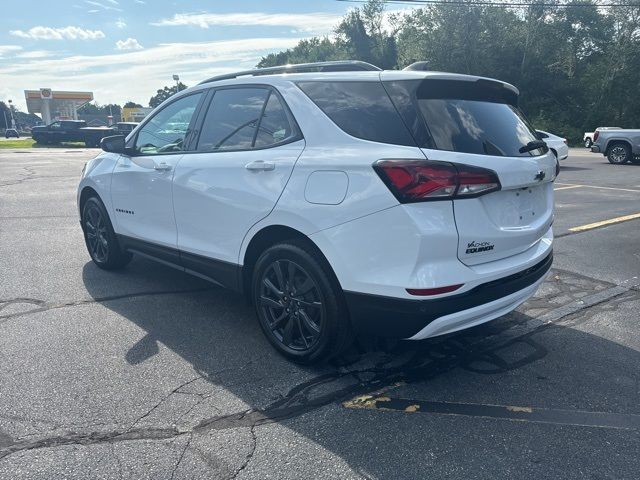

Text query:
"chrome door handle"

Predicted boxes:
[[245, 160, 275, 171], [154, 162, 172, 171]]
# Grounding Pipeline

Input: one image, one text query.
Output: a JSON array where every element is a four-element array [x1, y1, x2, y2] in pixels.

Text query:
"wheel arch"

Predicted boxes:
[[604, 139, 632, 155], [241, 225, 340, 301], [79, 185, 101, 215]]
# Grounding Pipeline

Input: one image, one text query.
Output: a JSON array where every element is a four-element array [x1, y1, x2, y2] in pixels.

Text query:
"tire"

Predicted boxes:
[[81, 196, 132, 270], [584, 138, 592, 148], [251, 241, 353, 364], [607, 143, 631, 164]]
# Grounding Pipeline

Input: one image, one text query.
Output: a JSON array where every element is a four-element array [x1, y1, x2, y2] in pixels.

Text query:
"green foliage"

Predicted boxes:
[[123, 101, 143, 108], [148, 82, 188, 108], [257, 0, 640, 145]]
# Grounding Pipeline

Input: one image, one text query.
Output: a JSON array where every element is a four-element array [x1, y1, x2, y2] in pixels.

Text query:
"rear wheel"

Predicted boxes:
[[252, 241, 353, 364], [607, 143, 631, 164], [584, 138, 592, 148], [82, 196, 132, 270]]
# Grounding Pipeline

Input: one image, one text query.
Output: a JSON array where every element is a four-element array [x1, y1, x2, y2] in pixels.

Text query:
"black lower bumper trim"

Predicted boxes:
[[345, 252, 553, 339]]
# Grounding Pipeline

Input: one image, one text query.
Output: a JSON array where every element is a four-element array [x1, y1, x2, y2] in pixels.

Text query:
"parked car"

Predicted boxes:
[[32, 120, 115, 147], [4, 128, 19, 138], [590, 128, 640, 164], [78, 60, 556, 363], [583, 127, 621, 148], [110, 122, 138, 136], [537, 130, 568, 161]]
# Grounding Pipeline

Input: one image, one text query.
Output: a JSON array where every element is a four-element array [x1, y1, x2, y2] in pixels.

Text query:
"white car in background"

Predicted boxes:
[[537, 130, 568, 161]]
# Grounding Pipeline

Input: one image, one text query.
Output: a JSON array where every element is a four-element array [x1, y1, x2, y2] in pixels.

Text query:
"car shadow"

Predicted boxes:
[[81, 257, 640, 477]]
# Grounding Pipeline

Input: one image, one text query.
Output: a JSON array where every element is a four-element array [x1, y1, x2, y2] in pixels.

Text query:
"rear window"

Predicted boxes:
[[296, 81, 416, 147], [385, 80, 545, 157]]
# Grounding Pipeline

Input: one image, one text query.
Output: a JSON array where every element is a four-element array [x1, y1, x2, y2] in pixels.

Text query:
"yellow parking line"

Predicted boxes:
[[555, 185, 583, 191], [569, 212, 640, 233]]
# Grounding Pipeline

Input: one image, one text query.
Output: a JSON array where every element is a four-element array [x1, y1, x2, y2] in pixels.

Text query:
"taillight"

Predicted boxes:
[[593, 131, 599, 142], [374, 159, 500, 203]]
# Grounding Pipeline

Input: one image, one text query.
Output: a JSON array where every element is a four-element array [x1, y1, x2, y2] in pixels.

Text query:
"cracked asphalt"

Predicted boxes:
[[0, 148, 639, 479]]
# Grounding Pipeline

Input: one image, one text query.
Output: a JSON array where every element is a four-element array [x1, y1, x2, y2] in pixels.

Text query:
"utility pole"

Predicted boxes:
[[7, 99, 16, 129], [173, 74, 181, 93]]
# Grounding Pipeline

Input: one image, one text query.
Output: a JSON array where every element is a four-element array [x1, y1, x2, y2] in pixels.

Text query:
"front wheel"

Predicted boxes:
[[607, 144, 631, 164], [584, 138, 592, 148], [82, 196, 132, 270], [252, 241, 353, 364]]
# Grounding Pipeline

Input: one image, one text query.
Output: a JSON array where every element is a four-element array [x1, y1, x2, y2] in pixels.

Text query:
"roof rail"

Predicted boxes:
[[198, 60, 381, 85]]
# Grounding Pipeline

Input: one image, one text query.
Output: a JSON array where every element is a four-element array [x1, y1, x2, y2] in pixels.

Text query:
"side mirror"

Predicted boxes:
[[101, 135, 127, 154]]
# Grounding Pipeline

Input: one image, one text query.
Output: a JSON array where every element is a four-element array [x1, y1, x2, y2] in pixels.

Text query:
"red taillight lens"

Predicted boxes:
[[374, 160, 500, 203], [593, 131, 599, 141]]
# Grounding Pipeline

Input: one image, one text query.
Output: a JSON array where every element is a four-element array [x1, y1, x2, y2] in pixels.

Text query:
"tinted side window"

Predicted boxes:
[[135, 93, 202, 155], [254, 93, 295, 148], [297, 81, 416, 147], [197, 88, 269, 151]]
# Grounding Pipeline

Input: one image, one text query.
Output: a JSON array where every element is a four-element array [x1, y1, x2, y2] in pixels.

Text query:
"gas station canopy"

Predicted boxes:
[[24, 89, 93, 125]]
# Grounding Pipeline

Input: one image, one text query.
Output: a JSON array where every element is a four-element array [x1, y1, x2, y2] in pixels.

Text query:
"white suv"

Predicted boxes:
[[78, 61, 556, 363]]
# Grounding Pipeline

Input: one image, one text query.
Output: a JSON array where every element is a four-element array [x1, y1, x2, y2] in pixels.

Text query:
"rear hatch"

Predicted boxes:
[[383, 74, 556, 266]]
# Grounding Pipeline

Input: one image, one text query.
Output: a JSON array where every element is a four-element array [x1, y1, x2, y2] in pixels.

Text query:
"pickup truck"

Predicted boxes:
[[583, 127, 621, 148], [31, 120, 137, 147], [590, 128, 640, 164]]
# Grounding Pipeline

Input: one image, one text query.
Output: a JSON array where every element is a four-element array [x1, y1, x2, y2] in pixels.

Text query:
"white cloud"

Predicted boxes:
[[84, 0, 122, 12], [0, 45, 22, 58], [115, 19, 126, 29], [16, 50, 54, 59], [10, 26, 105, 41], [116, 38, 142, 50], [1, 37, 302, 110], [151, 12, 342, 34]]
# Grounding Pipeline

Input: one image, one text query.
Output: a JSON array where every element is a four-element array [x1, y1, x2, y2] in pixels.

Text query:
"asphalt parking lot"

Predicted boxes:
[[1, 147, 639, 479]]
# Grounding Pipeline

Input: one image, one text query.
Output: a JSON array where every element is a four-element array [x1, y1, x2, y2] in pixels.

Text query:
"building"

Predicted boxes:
[[24, 89, 93, 124], [121, 106, 153, 123]]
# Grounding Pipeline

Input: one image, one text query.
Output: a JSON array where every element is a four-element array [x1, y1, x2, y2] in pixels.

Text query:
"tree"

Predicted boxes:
[[123, 101, 143, 108], [149, 83, 188, 108], [256, 0, 640, 144]]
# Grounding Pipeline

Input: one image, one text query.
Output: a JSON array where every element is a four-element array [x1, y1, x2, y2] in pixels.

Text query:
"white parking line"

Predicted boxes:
[[554, 185, 583, 191]]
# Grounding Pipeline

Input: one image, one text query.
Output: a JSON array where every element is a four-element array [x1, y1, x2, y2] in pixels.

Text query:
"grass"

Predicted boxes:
[[0, 138, 89, 149], [0, 138, 36, 149]]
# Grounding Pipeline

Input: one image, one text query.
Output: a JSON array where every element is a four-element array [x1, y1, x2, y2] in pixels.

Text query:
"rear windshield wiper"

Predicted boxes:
[[519, 140, 547, 154]]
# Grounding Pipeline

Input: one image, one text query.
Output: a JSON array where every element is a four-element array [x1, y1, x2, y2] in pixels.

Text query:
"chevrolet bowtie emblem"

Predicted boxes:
[[534, 170, 546, 181]]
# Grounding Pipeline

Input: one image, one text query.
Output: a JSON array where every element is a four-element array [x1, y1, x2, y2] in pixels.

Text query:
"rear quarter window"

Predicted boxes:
[[297, 81, 416, 147]]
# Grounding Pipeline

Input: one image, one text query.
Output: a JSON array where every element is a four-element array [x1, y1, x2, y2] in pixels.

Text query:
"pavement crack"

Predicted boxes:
[[0, 288, 212, 325], [0, 426, 186, 462], [127, 375, 205, 432], [229, 425, 256, 480], [170, 433, 192, 480]]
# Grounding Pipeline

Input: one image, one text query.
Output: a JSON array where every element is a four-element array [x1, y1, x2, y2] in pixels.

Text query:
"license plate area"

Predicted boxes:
[[482, 184, 548, 229]]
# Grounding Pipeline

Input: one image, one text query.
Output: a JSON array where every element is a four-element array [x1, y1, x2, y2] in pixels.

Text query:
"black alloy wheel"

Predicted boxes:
[[259, 259, 324, 352], [252, 242, 353, 364], [82, 196, 132, 270], [84, 201, 109, 263]]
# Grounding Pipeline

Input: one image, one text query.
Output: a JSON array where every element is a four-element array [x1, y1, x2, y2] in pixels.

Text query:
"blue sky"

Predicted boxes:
[[0, 0, 409, 110]]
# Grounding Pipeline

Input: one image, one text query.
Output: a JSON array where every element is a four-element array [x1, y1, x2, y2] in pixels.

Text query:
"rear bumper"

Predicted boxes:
[[345, 252, 552, 339]]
